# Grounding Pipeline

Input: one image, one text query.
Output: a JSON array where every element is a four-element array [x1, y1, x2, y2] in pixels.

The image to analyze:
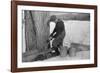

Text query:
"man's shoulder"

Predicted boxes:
[[57, 19, 64, 24]]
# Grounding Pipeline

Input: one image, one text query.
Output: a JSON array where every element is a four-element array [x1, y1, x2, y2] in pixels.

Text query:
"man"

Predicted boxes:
[[34, 15, 66, 61], [48, 15, 66, 55]]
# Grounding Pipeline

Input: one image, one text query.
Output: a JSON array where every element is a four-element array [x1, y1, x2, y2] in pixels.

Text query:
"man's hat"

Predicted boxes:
[[50, 15, 57, 21]]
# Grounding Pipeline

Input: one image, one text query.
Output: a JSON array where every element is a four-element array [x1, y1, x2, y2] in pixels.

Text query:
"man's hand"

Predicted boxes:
[[47, 37, 53, 43], [49, 37, 52, 41]]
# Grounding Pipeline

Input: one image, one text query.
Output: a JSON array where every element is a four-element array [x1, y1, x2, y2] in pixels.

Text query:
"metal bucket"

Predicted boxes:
[[69, 47, 76, 57], [59, 46, 68, 57]]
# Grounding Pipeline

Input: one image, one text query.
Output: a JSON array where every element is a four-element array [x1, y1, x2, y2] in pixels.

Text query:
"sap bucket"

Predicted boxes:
[[59, 46, 68, 57], [69, 47, 76, 57]]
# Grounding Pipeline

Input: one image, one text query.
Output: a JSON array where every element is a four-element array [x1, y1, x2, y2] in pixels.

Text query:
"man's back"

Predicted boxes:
[[53, 19, 65, 38]]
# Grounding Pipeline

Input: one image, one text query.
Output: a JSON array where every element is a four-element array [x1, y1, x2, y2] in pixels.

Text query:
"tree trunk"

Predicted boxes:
[[24, 11, 37, 51], [24, 10, 50, 52], [33, 11, 50, 51]]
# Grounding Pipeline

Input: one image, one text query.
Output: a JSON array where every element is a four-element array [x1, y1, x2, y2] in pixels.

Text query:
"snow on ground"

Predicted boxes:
[[63, 20, 90, 47], [44, 51, 90, 61]]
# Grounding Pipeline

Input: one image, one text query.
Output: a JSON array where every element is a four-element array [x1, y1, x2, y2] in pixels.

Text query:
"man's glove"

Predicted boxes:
[[49, 37, 53, 41]]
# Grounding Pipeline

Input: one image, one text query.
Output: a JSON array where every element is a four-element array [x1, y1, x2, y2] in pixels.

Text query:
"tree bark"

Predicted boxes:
[[24, 10, 50, 52], [25, 11, 37, 51], [33, 11, 50, 51]]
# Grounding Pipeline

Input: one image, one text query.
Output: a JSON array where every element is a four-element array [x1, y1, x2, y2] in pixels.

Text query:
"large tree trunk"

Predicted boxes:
[[33, 11, 50, 51], [24, 11, 37, 51], [24, 10, 50, 52]]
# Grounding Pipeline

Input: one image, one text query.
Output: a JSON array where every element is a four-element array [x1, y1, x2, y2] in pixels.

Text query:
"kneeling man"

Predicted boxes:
[[48, 15, 66, 55]]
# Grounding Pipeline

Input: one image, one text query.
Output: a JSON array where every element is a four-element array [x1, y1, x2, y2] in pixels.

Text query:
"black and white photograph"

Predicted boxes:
[[22, 10, 90, 62]]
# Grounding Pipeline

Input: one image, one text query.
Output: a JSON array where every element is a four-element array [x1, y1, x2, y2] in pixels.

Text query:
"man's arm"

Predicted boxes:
[[50, 26, 56, 38], [47, 27, 56, 42]]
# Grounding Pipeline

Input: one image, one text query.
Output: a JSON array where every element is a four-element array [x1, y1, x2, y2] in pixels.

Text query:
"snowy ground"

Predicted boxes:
[[44, 51, 90, 61], [63, 20, 90, 47]]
